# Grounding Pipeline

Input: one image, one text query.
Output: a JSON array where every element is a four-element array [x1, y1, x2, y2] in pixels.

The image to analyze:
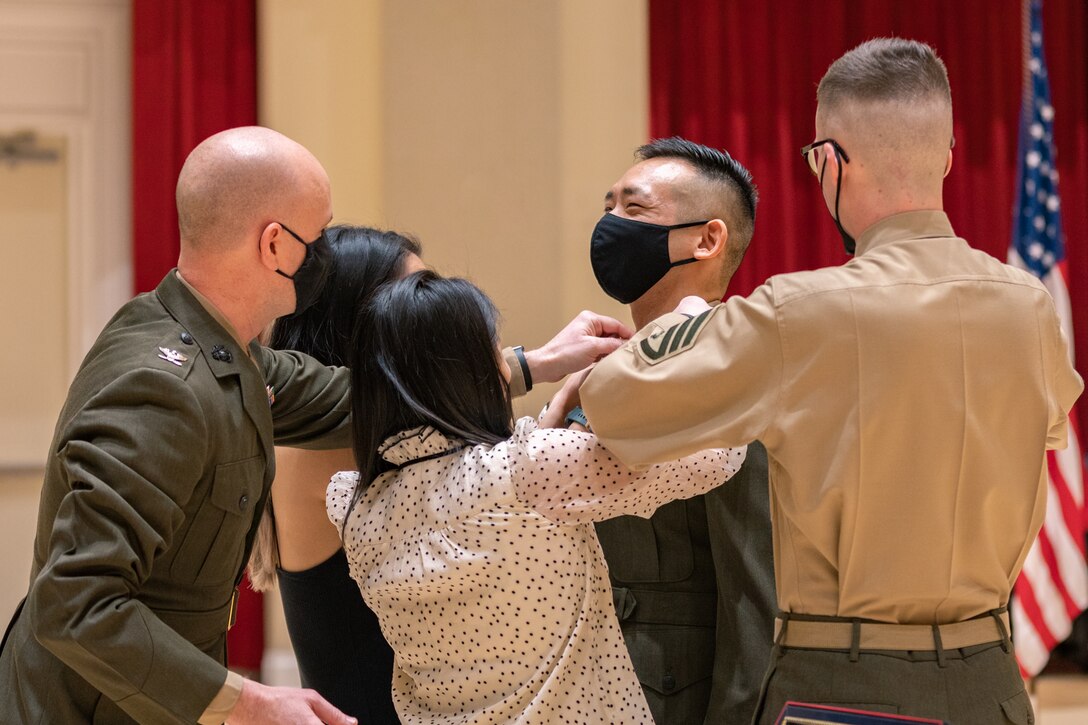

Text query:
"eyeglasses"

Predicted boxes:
[[800, 138, 850, 177]]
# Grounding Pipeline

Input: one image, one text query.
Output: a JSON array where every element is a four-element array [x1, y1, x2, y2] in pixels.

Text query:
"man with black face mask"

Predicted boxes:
[[581, 40, 1083, 725], [568, 137, 775, 725], [0, 126, 629, 725]]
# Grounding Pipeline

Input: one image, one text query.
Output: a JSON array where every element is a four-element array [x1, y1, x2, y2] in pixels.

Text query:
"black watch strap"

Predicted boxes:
[[513, 345, 533, 392]]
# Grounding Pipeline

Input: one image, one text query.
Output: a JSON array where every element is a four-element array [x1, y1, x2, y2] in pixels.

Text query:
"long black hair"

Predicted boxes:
[[347, 271, 514, 517], [251, 224, 421, 590], [268, 224, 422, 363]]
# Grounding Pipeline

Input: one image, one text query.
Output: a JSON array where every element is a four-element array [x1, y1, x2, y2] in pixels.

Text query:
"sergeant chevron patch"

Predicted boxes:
[[637, 308, 714, 365]]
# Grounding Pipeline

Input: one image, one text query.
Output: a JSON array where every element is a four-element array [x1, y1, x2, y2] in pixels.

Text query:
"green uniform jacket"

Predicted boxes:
[[0, 271, 351, 724], [595, 441, 775, 725]]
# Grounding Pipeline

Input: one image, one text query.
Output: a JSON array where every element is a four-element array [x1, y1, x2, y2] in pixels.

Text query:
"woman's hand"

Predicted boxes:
[[538, 366, 594, 429]]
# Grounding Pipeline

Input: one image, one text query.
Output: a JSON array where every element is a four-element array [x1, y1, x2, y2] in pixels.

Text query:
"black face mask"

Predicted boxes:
[[590, 213, 708, 304], [275, 223, 332, 315], [818, 147, 855, 255]]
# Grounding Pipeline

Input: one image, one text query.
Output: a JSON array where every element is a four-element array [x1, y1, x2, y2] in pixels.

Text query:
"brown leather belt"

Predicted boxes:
[[774, 610, 1010, 651]]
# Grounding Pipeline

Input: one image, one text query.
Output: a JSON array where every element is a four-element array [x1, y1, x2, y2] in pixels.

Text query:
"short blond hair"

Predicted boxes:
[[818, 38, 951, 111]]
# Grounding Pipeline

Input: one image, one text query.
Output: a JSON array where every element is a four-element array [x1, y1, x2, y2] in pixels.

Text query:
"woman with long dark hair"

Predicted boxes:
[[251, 224, 424, 724], [328, 271, 746, 723]]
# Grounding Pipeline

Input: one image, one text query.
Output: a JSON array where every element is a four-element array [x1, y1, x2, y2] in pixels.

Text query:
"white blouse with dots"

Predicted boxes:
[[327, 417, 746, 724]]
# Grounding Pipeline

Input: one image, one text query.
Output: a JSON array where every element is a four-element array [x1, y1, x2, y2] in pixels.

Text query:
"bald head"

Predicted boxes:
[[176, 126, 330, 250], [817, 39, 953, 192]]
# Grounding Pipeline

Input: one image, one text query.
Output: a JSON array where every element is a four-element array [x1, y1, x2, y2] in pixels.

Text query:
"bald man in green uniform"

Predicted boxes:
[[0, 127, 629, 725], [0, 127, 360, 725], [580, 137, 776, 724]]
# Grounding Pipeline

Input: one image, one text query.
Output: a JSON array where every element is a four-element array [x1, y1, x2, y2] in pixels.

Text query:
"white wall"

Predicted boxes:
[[0, 0, 131, 624], [257, 0, 648, 670]]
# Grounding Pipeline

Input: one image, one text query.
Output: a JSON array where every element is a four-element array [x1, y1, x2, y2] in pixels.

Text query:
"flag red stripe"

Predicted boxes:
[[1014, 575, 1060, 652], [1046, 451, 1086, 554], [1035, 518, 1081, 618]]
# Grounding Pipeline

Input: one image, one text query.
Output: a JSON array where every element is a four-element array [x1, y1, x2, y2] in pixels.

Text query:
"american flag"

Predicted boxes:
[[1009, 0, 1088, 679]]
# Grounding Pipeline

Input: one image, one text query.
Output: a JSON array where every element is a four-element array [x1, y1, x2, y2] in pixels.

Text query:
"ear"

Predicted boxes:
[[821, 141, 841, 184], [257, 222, 283, 272], [943, 148, 953, 178], [693, 219, 728, 260]]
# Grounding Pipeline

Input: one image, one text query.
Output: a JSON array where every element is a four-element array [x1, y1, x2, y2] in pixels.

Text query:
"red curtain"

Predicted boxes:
[[132, 0, 258, 293], [649, 0, 1088, 430], [132, 0, 263, 675]]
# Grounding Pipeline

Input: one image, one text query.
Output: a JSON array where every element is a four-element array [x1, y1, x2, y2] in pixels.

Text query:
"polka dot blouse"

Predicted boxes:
[[327, 416, 745, 724]]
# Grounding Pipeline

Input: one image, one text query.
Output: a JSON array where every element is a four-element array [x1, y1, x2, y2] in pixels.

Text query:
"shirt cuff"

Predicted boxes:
[[503, 347, 528, 398], [198, 670, 245, 725]]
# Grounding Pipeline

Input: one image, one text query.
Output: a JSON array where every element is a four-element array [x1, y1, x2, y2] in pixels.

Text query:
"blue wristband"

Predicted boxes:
[[564, 405, 589, 429]]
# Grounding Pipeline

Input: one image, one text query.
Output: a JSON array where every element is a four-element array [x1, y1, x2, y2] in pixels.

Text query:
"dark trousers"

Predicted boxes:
[[752, 641, 1034, 725]]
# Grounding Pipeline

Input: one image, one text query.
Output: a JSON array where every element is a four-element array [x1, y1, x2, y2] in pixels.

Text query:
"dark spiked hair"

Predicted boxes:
[[636, 136, 758, 256]]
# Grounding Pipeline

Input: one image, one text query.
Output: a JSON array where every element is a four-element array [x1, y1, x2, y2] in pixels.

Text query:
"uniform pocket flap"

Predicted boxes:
[[209, 456, 263, 515], [999, 690, 1034, 725], [624, 625, 715, 695]]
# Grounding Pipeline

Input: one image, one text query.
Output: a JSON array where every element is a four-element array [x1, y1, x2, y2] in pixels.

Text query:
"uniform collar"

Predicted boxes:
[[379, 426, 465, 468], [854, 210, 956, 257], [174, 270, 254, 360], [155, 270, 260, 371]]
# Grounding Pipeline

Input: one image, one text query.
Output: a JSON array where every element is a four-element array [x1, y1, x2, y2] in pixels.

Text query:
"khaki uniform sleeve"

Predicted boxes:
[[581, 284, 785, 468], [1040, 298, 1084, 449], [198, 670, 244, 725]]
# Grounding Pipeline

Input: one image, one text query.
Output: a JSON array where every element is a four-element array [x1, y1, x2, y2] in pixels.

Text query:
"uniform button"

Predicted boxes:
[[179, 331, 194, 345], [662, 674, 676, 692], [238, 494, 248, 511]]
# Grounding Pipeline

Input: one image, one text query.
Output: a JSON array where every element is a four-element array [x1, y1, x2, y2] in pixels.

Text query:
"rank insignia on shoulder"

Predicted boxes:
[[637, 308, 714, 365], [157, 347, 188, 366]]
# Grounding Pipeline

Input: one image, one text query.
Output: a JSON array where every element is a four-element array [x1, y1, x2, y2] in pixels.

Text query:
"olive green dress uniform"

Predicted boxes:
[[594, 441, 774, 725], [702, 441, 775, 725], [581, 211, 1084, 725], [0, 270, 351, 724]]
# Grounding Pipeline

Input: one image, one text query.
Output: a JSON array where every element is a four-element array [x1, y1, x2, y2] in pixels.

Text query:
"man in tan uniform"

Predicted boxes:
[[581, 39, 1083, 725]]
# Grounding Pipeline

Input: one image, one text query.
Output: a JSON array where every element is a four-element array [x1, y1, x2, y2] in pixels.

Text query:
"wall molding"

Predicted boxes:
[[0, 0, 130, 466]]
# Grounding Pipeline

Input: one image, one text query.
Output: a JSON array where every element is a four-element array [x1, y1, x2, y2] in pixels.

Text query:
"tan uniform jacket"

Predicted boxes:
[[0, 270, 351, 724], [582, 211, 1083, 624]]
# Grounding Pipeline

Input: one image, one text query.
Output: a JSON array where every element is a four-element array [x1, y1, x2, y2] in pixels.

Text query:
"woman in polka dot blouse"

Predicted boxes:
[[327, 271, 746, 724]]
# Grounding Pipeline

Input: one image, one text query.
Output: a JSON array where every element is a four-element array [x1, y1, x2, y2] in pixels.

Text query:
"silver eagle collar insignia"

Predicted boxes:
[[158, 347, 188, 366]]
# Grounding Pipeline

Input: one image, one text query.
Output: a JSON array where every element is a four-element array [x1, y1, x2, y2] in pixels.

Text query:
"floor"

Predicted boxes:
[[1033, 675, 1088, 724]]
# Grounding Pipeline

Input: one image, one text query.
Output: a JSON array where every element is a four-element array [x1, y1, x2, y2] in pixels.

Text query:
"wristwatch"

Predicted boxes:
[[512, 345, 533, 393], [564, 405, 590, 430]]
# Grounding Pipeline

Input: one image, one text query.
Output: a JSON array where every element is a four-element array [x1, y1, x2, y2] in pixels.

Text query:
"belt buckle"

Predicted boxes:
[[228, 588, 239, 631]]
